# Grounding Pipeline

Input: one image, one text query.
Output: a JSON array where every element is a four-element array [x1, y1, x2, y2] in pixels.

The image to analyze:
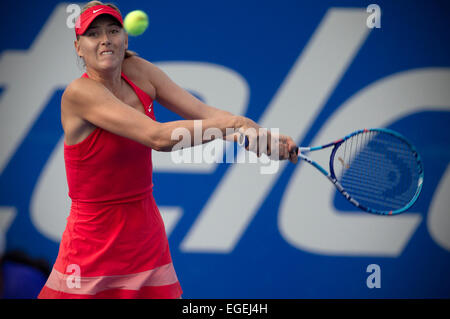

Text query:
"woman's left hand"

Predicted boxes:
[[271, 133, 298, 164]]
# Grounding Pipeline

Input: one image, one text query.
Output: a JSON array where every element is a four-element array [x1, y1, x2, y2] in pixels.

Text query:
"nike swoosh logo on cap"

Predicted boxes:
[[93, 8, 104, 14]]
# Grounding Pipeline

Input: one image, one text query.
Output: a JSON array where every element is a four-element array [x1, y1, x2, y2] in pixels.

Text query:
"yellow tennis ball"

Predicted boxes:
[[123, 10, 149, 36]]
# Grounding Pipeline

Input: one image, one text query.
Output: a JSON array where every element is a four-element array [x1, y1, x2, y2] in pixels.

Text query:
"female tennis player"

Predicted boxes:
[[38, 1, 298, 299]]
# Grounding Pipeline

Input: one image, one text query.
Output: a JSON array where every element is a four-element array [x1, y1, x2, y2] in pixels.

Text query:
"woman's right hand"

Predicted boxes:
[[234, 115, 272, 157], [234, 116, 298, 163]]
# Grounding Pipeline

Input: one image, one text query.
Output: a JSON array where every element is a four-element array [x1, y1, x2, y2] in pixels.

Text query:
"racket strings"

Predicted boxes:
[[333, 131, 420, 212]]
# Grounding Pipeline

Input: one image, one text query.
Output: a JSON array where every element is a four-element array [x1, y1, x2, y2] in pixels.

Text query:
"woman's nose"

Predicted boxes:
[[99, 30, 111, 45]]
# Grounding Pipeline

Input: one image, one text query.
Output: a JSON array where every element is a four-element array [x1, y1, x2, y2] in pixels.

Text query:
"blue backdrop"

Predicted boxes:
[[0, 0, 449, 298]]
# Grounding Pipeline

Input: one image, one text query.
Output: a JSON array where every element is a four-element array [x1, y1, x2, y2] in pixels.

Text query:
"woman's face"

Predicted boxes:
[[75, 14, 128, 72]]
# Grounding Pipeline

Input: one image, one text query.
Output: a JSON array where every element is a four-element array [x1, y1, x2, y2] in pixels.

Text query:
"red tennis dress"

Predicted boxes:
[[38, 72, 183, 299]]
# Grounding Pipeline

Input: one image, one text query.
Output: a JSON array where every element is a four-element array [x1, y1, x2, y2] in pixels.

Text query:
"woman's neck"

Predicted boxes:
[[86, 67, 123, 94]]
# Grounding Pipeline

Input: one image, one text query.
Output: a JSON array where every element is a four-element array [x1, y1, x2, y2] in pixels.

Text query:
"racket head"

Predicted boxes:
[[329, 128, 424, 215]]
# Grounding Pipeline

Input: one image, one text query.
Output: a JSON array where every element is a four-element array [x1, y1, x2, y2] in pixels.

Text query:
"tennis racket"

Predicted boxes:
[[239, 128, 424, 215]]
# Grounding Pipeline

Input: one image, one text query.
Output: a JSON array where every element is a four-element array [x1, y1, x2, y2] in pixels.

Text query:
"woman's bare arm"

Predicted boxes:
[[62, 77, 244, 152]]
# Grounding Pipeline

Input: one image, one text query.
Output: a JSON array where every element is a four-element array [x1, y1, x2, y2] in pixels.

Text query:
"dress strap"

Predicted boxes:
[[80, 72, 154, 118], [121, 72, 154, 118]]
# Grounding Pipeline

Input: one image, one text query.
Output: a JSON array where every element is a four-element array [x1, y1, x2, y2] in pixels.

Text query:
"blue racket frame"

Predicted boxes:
[[242, 128, 424, 215]]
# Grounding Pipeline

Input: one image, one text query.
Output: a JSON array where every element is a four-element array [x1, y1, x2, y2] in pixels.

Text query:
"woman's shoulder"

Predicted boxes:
[[122, 56, 147, 79], [122, 56, 157, 99], [122, 55, 154, 72], [62, 77, 103, 105]]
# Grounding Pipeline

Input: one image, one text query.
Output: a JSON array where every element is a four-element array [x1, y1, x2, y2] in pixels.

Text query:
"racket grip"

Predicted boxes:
[[238, 134, 299, 155], [237, 133, 250, 148]]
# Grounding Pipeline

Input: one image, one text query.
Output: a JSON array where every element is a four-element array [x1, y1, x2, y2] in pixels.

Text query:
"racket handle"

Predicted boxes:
[[238, 134, 299, 155], [237, 133, 250, 148]]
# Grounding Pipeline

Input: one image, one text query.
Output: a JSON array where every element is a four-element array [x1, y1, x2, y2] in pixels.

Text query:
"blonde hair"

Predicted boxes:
[[77, 1, 137, 59]]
